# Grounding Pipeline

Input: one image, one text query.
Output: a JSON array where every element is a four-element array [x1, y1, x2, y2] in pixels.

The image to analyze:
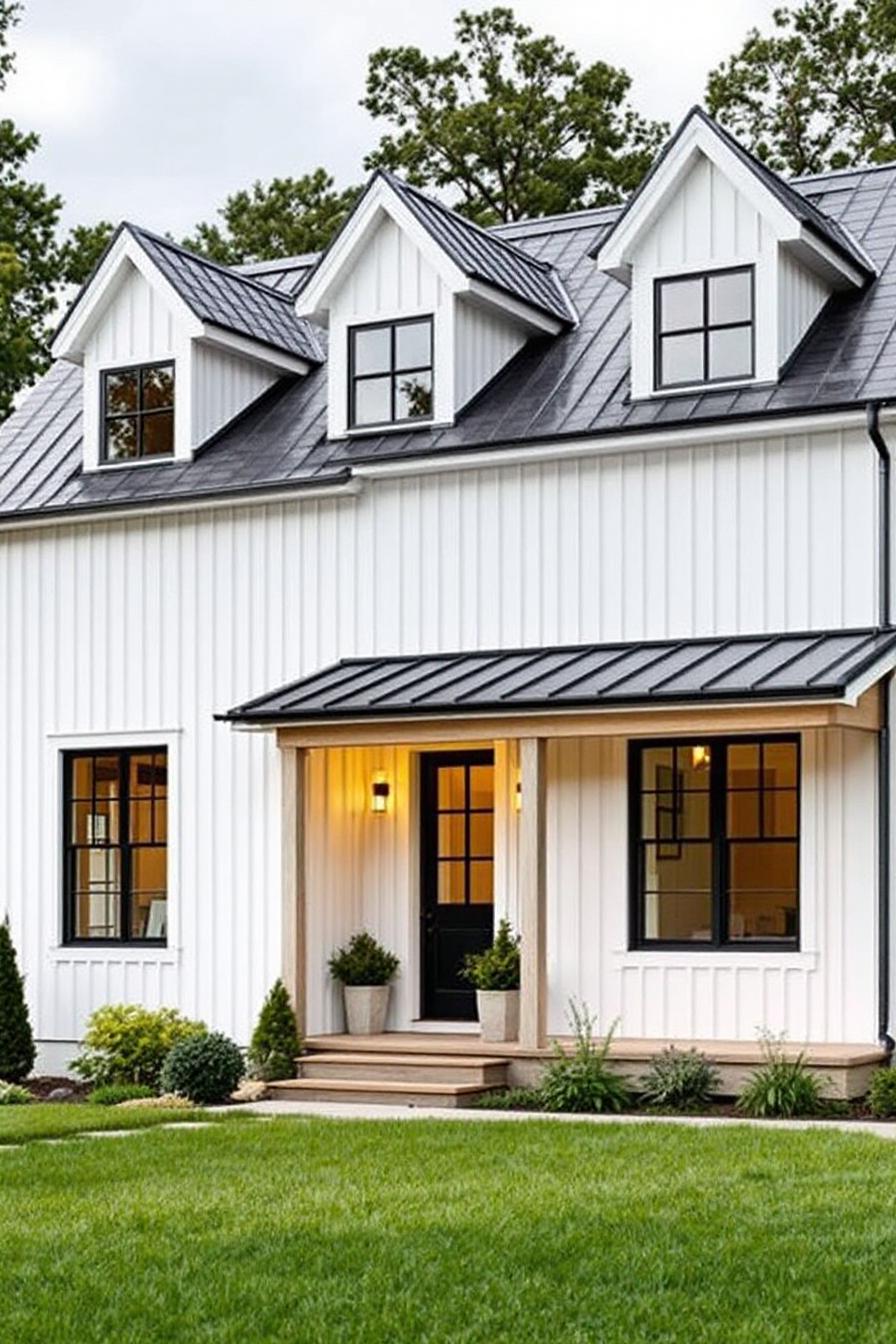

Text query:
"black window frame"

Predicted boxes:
[[348, 316, 434, 430], [628, 734, 800, 952], [62, 747, 169, 947], [654, 265, 755, 391], [100, 360, 175, 464]]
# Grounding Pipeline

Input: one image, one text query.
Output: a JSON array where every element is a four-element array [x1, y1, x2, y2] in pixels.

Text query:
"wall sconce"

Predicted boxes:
[[514, 777, 522, 812], [371, 771, 390, 814], [691, 744, 711, 771]]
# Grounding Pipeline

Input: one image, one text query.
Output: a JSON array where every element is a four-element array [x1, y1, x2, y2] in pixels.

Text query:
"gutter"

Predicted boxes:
[[867, 401, 894, 1050]]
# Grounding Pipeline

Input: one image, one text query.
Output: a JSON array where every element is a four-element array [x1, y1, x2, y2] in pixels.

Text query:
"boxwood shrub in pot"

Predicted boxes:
[[461, 919, 520, 1043], [328, 932, 400, 1035]]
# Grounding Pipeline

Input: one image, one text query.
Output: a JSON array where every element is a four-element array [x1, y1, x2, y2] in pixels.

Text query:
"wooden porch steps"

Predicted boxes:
[[267, 1047, 511, 1107]]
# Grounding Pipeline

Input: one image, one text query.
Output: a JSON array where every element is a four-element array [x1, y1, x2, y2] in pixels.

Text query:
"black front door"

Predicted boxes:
[[420, 750, 495, 1020]]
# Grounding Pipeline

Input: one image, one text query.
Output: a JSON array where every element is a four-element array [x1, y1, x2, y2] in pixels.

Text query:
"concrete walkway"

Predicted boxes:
[[238, 1097, 896, 1139]]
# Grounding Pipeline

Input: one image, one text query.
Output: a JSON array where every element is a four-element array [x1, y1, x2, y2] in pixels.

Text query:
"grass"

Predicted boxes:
[[0, 1101, 215, 1144], [3, 1116, 896, 1342]]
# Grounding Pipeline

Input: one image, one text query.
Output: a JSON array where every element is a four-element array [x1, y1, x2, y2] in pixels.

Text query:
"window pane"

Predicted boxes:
[[438, 861, 466, 905], [469, 766, 493, 810], [353, 326, 391, 376], [74, 848, 121, 939], [643, 790, 709, 840], [105, 416, 138, 461], [729, 841, 798, 891], [469, 860, 493, 904], [105, 370, 138, 415], [142, 411, 174, 457], [660, 277, 703, 332], [763, 742, 797, 789], [438, 766, 466, 810], [438, 813, 465, 858], [353, 376, 391, 426], [395, 321, 431, 370], [678, 745, 712, 791], [131, 894, 167, 941], [643, 841, 712, 893], [93, 757, 121, 799], [470, 813, 493, 858], [643, 892, 713, 942], [72, 802, 119, 845], [141, 364, 174, 410], [642, 747, 673, 791], [130, 800, 154, 844], [395, 370, 433, 420], [132, 847, 167, 898], [71, 756, 94, 798], [131, 753, 165, 796], [764, 789, 798, 837], [728, 743, 760, 789], [728, 889, 798, 941], [709, 270, 752, 325], [708, 326, 752, 381], [660, 332, 703, 386], [728, 790, 760, 838]]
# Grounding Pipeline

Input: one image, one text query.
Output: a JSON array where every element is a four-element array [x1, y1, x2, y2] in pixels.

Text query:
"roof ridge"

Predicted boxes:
[[125, 223, 299, 306]]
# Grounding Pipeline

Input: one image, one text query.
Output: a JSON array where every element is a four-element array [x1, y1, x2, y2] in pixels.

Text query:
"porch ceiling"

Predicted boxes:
[[222, 627, 896, 727]]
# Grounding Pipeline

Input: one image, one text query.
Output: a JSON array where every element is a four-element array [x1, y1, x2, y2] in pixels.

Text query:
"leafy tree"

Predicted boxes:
[[361, 6, 666, 224], [707, 0, 896, 175], [0, 916, 35, 1083], [59, 220, 116, 288], [0, 2, 65, 417], [247, 978, 301, 1081], [182, 169, 360, 264]]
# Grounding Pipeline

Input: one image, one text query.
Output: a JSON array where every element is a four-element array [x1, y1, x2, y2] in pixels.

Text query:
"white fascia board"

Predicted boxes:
[[51, 230, 203, 362], [351, 407, 868, 479], [198, 324, 312, 375], [840, 650, 896, 705], [787, 227, 872, 290], [464, 279, 567, 334], [295, 178, 468, 322], [597, 119, 799, 284]]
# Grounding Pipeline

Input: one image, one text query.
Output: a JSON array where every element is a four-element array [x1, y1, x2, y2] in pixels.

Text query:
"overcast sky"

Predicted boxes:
[[4, 1, 781, 238]]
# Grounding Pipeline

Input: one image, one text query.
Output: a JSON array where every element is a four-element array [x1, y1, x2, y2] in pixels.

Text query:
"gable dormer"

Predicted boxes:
[[51, 225, 322, 472], [295, 171, 576, 439], [597, 107, 874, 400]]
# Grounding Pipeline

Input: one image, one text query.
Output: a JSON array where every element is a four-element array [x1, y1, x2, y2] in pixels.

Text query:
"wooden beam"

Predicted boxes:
[[274, 691, 880, 749], [518, 737, 547, 1050], [281, 745, 307, 1039]]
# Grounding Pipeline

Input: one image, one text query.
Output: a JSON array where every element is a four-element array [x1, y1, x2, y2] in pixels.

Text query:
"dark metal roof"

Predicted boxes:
[[223, 628, 896, 723], [125, 225, 323, 362], [593, 107, 874, 279], [361, 171, 574, 325], [236, 254, 321, 297], [3, 158, 896, 522]]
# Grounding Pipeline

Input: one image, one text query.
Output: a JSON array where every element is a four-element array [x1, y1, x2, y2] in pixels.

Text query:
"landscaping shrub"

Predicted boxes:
[[538, 1000, 630, 1114], [247, 978, 301, 1081], [868, 1066, 896, 1118], [328, 931, 399, 986], [159, 1031, 244, 1104], [0, 1080, 31, 1105], [737, 1032, 826, 1118], [471, 1086, 543, 1111], [638, 1047, 721, 1112], [0, 917, 35, 1083], [87, 1083, 156, 1107], [71, 1004, 205, 1089], [461, 919, 520, 990]]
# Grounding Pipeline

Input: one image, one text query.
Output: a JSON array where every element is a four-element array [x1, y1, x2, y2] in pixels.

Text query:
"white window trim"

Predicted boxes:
[[45, 729, 182, 958]]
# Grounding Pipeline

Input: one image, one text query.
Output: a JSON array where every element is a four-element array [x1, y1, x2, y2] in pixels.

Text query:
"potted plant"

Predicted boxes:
[[328, 931, 400, 1035], [461, 919, 520, 1043]]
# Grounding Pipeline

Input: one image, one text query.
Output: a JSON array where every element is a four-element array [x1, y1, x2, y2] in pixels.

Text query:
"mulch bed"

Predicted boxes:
[[25, 1077, 92, 1103]]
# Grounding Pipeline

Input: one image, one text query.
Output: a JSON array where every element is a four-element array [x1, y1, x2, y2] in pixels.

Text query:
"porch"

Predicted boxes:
[[221, 627, 896, 1092]]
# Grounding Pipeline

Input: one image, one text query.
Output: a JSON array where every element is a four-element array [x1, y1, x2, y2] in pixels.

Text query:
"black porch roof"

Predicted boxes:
[[223, 628, 896, 724]]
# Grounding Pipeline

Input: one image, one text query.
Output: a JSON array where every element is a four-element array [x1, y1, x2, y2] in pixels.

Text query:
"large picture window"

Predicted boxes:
[[63, 748, 168, 944], [655, 266, 753, 389], [349, 317, 433, 428], [101, 362, 175, 462], [629, 737, 799, 949]]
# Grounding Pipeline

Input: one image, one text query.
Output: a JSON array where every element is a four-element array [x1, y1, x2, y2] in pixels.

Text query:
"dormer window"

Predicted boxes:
[[101, 362, 175, 463], [349, 318, 433, 429], [655, 267, 754, 391]]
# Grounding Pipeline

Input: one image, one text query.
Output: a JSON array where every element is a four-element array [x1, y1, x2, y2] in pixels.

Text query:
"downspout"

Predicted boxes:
[[866, 401, 894, 1050]]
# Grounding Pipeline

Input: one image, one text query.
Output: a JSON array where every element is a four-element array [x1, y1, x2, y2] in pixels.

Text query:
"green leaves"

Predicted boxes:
[[71, 1005, 205, 1089], [328, 931, 400, 987], [461, 918, 520, 990], [0, 916, 35, 1084], [737, 1031, 827, 1117], [707, 0, 896, 174], [362, 6, 666, 223], [247, 978, 300, 1081]]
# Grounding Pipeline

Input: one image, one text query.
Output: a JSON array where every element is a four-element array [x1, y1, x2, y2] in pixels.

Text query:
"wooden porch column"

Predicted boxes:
[[518, 736, 547, 1049], [281, 745, 307, 1038]]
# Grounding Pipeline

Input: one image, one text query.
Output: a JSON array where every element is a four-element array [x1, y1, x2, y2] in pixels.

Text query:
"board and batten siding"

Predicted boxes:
[[0, 423, 882, 1055], [191, 343, 278, 447]]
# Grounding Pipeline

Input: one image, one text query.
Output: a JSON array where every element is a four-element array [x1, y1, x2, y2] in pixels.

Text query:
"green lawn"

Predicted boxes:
[[0, 1101, 217, 1144], [3, 1116, 896, 1343]]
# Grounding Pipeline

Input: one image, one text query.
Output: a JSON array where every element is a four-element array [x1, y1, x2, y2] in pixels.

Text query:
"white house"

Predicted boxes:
[[2, 107, 896, 1098]]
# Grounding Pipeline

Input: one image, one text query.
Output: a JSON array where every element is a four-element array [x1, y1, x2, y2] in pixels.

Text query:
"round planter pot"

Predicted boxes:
[[343, 983, 391, 1035], [476, 988, 520, 1043]]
